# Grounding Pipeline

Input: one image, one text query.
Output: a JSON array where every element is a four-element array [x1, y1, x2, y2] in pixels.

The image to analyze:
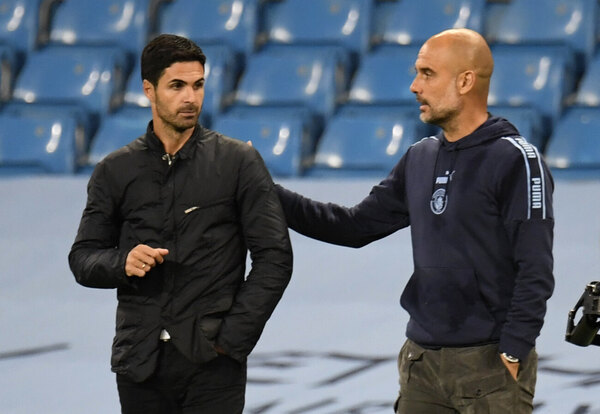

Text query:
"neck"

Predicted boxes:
[[442, 108, 489, 142], [153, 120, 195, 155]]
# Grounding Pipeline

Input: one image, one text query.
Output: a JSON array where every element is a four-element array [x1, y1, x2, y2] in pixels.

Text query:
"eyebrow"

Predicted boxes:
[[415, 65, 434, 73], [167, 77, 205, 85]]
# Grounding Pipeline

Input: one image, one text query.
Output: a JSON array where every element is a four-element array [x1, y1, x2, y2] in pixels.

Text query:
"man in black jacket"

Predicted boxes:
[[69, 34, 293, 413], [274, 29, 553, 413]]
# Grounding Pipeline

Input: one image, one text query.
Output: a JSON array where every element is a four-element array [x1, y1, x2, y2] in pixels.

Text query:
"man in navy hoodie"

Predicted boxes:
[[274, 29, 554, 413]]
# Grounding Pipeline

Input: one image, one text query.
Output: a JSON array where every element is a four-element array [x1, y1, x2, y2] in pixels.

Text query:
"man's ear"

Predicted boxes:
[[457, 70, 475, 95], [142, 79, 155, 103]]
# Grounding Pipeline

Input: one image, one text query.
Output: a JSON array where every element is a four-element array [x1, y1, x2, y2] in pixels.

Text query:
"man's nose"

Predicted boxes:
[[183, 86, 196, 102], [409, 78, 419, 94]]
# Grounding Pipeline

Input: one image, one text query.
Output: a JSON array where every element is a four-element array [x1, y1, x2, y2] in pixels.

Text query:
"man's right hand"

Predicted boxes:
[[125, 244, 169, 277]]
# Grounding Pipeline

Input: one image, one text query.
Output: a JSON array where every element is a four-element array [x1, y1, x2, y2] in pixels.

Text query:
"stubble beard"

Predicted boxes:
[[420, 104, 459, 129], [155, 94, 201, 133]]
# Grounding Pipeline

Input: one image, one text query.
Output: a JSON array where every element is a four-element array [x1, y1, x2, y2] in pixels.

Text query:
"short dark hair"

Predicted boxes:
[[141, 34, 206, 86]]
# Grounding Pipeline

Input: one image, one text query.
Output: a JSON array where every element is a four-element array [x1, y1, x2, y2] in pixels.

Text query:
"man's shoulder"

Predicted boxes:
[[92, 136, 146, 179], [208, 129, 248, 147], [201, 127, 260, 160], [405, 135, 441, 158], [103, 135, 145, 161], [493, 135, 543, 162], [414, 135, 440, 145]]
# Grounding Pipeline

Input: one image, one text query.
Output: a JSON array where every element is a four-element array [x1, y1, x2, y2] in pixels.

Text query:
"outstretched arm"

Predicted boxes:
[[276, 159, 411, 247]]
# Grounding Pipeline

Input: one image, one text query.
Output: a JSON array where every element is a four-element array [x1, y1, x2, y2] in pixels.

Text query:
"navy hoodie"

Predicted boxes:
[[276, 116, 554, 360]]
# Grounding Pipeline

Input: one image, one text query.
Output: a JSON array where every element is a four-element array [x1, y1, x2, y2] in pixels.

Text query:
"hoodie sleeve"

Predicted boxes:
[[497, 137, 555, 360], [275, 156, 411, 248]]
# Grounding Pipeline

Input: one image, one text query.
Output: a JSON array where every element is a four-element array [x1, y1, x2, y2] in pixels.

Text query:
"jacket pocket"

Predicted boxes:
[[400, 267, 497, 344], [111, 305, 150, 378], [198, 315, 224, 342], [169, 315, 219, 365], [183, 197, 236, 223], [114, 304, 143, 333]]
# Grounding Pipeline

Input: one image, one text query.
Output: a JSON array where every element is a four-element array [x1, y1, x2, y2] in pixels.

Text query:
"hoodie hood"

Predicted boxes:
[[428, 115, 521, 217], [439, 115, 520, 151]]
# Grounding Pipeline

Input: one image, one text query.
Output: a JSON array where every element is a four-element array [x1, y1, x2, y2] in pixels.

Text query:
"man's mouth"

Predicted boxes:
[[179, 107, 197, 115]]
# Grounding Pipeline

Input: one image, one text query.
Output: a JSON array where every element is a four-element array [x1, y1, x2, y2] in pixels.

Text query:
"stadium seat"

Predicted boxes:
[[212, 107, 317, 177], [545, 106, 600, 170], [12, 45, 130, 116], [195, 44, 239, 122], [488, 44, 576, 135], [0, 110, 83, 174], [10, 44, 130, 152], [158, 0, 259, 59], [0, 0, 57, 59], [575, 52, 600, 106], [2, 101, 98, 166], [347, 45, 419, 106], [123, 57, 147, 107], [233, 47, 348, 125], [86, 106, 151, 169], [485, 0, 598, 74], [307, 106, 429, 177], [261, 0, 372, 67], [372, 0, 486, 47], [48, 0, 158, 56], [0, 44, 18, 103]]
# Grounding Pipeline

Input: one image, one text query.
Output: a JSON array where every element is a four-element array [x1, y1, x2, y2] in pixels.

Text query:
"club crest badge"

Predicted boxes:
[[430, 188, 447, 215]]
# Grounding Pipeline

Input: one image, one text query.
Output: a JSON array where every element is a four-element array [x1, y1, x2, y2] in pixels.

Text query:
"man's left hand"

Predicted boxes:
[[500, 353, 519, 381], [214, 344, 227, 355]]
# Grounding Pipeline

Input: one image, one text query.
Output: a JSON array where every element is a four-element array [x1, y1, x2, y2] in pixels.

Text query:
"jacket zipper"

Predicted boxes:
[[162, 153, 175, 166]]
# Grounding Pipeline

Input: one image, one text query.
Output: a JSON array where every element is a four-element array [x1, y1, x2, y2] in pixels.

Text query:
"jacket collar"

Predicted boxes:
[[143, 121, 203, 160]]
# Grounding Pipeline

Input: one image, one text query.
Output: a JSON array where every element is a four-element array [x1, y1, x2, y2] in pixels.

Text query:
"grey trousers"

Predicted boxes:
[[395, 339, 537, 414]]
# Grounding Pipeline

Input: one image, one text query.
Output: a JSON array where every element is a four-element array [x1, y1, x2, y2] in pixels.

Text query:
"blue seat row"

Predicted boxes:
[[1, 101, 597, 176], [0, 0, 597, 69], [0, 0, 598, 176], [0, 110, 83, 174], [4, 37, 595, 125], [545, 107, 600, 173], [4, 0, 592, 60]]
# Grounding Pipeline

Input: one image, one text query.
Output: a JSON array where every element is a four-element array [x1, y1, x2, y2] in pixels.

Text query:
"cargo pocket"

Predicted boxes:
[[456, 371, 507, 399], [398, 340, 425, 387], [395, 341, 426, 413], [517, 349, 537, 396], [454, 371, 514, 414]]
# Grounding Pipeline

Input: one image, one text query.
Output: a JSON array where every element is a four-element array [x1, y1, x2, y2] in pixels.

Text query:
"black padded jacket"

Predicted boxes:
[[69, 123, 293, 382]]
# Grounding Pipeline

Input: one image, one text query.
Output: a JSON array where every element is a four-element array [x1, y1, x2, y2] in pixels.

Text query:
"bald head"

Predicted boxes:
[[410, 29, 494, 140], [423, 29, 493, 88]]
